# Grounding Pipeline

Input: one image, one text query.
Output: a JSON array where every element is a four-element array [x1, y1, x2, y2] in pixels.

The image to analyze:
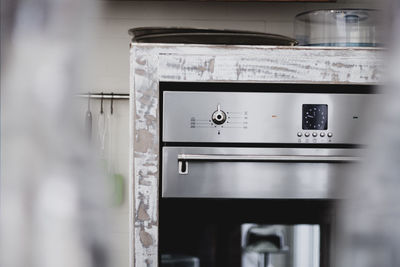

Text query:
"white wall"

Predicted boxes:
[[83, 1, 380, 266]]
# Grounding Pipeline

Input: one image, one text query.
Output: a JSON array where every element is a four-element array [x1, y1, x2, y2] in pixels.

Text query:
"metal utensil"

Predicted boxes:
[[85, 92, 92, 140]]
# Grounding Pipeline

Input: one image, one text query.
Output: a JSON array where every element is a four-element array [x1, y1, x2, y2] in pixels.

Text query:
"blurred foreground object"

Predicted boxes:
[[0, 1, 110, 267], [337, 2, 400, 267]]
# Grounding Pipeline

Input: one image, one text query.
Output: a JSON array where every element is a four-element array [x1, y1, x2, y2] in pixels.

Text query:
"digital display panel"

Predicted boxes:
[[302, 104, 328, 130]]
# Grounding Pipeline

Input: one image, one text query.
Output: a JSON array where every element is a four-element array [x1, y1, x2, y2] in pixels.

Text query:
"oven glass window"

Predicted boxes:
[[302, 104, 328, 130]]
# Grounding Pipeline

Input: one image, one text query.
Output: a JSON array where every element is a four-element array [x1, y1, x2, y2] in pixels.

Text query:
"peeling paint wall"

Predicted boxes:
[[130, 44, 383, 267], [132, 47, 160, 267]]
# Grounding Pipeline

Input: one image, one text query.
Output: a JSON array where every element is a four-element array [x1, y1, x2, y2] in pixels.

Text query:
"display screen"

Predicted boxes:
[[302, 104, 328, 130]]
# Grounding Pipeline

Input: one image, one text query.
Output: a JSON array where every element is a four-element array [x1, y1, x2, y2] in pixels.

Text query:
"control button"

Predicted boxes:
[[312, 132, 318, 137], [327, 132, 333, 138], [304, 132, 310, 137], [297, 132, 302, 137], [211, 104, 227, 125], [320, 132, 325, 137]]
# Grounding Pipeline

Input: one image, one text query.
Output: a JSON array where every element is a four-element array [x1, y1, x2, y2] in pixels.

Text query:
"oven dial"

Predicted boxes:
[[212, 104, 227, 125]]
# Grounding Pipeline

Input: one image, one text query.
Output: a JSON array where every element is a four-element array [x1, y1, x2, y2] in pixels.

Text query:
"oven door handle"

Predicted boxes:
[[177, 154, 360, 174]]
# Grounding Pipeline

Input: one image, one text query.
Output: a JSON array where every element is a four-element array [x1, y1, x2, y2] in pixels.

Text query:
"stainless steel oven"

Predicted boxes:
[[161, 83, 374, 199]]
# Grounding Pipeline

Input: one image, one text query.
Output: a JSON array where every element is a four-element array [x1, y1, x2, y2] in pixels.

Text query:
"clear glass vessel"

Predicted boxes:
[[294, 9, 383, 47]]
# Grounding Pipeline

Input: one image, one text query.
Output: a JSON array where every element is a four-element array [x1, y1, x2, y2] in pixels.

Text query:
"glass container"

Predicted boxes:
[[294, 9, 382, 47]]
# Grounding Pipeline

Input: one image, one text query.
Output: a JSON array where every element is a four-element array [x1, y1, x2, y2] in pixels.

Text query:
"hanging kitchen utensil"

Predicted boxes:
[[107, 92, 124, 206], [100, 92, 104, 115], [106, 93, 114, 177], [110, 92, 114, 115], [98, 92, 107, 153], [85, 92, 92, 140]]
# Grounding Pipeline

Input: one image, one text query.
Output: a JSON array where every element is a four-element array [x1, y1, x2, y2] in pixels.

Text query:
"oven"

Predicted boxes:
[[159, 82, 375, 267], [161, 83, 373, 199]]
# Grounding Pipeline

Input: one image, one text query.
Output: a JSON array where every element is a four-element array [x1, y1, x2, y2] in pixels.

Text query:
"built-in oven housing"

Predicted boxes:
[[159, 82, 375, 267]]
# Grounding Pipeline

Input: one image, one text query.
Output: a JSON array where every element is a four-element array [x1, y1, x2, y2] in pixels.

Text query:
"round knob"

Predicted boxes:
[[212, 104, 227, 125]]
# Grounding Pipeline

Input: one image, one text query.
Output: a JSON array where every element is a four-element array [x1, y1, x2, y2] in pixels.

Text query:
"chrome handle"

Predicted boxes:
[[178, 154, 360, 162], [178, 153, 360, 174]]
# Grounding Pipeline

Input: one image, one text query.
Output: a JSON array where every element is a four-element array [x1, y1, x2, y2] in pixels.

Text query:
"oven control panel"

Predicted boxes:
[[163, 91, 373, 144], [190, 103, 248, 132], [211, 104, 227, 125]]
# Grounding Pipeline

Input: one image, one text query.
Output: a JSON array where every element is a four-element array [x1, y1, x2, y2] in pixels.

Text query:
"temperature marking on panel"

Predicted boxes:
[[227, 112, 246, 114], [226, 111, 248, 129], [190, 117, 214, 128], [224, 126, 246, 129]]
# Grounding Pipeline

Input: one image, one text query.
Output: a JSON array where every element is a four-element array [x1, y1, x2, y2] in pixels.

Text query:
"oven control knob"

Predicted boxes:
[[212, 104, 227, 125]]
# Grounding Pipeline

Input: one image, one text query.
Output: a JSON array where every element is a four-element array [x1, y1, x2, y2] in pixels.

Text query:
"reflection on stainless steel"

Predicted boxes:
[[161, 254, 200, 267], [242, 225, 320, 267], [245, 225, 288, 267], [163, 147, 359, 198]]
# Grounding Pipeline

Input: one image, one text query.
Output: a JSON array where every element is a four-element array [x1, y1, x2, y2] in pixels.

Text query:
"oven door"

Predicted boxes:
[[162, 147, 360, 199]]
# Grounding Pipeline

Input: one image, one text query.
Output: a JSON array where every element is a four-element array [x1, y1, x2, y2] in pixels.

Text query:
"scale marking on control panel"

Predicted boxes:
[[190, 105, 248, 129]]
